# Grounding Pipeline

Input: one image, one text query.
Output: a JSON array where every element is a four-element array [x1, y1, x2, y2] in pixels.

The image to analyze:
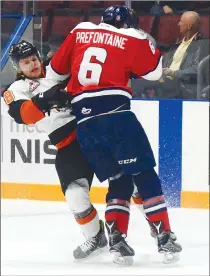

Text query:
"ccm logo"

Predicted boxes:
[[118, 158, 137, 164]]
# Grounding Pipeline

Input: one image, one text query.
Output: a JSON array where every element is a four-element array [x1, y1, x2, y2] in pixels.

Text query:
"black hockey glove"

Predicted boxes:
[[31, 84, 72, 113]]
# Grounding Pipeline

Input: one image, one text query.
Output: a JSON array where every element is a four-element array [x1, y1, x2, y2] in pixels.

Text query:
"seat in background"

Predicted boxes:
[[51, 16, 84, 36]]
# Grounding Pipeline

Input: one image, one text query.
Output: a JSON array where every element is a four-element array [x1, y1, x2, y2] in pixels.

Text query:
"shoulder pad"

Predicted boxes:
[[71, 22, 98, 33], [120, 27, 148, 40], [2, 80, 27, 105]]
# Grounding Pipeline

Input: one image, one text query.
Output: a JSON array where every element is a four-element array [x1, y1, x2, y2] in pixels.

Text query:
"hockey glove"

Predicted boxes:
[[31, 84, 72, 113]]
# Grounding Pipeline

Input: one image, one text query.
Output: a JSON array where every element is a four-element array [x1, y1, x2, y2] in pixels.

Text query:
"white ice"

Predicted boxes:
[[1, 199, 209, 275]]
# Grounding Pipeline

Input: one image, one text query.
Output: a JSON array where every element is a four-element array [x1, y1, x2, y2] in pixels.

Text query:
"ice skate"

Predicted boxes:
[[153, 221, 182, 264], [73, 220, 108, 259], [148, 218, 177, 241], [106, 221, 135, 266]]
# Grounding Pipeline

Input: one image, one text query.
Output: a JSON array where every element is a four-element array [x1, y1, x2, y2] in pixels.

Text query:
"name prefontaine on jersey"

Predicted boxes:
[[3, 77, 77, 149], [47, 22, 163, 124], [76, 31, 128, 50]]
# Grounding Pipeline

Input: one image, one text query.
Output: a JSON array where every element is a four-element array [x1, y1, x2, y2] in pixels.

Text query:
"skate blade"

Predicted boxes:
[[163, 252, 180, 264], [112, 253, 133, 266], [73, 246, 108, 261]]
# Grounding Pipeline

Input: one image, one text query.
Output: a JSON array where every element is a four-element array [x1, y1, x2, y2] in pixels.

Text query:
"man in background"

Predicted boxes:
[[132, 11, 209, 99]]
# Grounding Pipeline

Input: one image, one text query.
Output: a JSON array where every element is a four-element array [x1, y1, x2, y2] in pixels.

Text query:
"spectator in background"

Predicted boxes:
[[198, 55, 210, 100], [201, 84, 210, 100], [192, 2, 210, 14], [47, 34, 66, 59], [129, 8, 157, 46], [132, 1, 155, 14], [132, 1, 200, 15], [158, 1, 210, 14], [132, 11, 209, 99], [157, 1, 196, 14], [149, 1, 210, 15]]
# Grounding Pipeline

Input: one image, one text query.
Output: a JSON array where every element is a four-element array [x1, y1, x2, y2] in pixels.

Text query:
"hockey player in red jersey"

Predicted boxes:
[[128, 8, 178, 243], [46, 6, 182, 265], [3, 40, 108, 260]]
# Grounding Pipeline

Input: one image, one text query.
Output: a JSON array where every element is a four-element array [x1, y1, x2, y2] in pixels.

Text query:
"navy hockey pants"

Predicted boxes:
[[77, 111, 156, 183]]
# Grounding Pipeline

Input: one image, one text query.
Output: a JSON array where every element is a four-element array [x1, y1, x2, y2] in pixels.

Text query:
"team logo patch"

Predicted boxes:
[[81, 107, 91, 115], [29, 80, 40, 92], [3, 90, 15, 105]]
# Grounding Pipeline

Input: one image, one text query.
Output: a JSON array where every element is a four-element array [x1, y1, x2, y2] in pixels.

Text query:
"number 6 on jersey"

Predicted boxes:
[[78, 47, 107, 86]]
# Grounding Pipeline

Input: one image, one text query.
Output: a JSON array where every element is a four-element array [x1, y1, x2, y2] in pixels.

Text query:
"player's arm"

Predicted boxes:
[[2, 82, 43, 125], [3, 83, 71, 125], [132, 38, 163, 81], [46, 30, 76, 81]]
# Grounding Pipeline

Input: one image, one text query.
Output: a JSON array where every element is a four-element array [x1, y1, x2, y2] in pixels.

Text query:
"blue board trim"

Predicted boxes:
[[159, 100, 183, 207], [132, 98, 210, 103], [1, 15, 32, 70], [0, 14, 22, 18]]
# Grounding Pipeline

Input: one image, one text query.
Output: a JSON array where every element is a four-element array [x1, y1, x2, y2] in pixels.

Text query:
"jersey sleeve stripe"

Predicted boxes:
[[55, 130, 77, 149], [20, 100, 45, 124], [46, 63, 70, 80], [71, 88, 132, 104], [142, 55, 163, 81]]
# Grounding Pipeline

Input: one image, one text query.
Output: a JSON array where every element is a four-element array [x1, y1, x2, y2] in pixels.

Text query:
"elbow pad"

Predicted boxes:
[[8, 100, 27, 124]]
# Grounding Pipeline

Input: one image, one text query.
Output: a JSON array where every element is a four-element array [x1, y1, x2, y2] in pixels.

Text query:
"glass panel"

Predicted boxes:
[[1, 0, 209, 99]]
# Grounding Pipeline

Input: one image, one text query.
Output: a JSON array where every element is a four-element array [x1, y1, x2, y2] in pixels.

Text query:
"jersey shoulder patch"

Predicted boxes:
[[3, 80, 27, 105], [3, 90, 15, 105]]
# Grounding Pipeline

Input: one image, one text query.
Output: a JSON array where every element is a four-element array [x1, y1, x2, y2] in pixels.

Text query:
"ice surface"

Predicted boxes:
[[1, 199, 209, 275]]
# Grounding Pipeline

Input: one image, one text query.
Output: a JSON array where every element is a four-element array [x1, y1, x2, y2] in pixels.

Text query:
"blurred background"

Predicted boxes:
[[1, 0, 209, 99]]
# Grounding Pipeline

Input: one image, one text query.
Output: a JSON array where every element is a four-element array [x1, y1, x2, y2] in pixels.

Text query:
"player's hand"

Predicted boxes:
[[158, 77, 165, 83], [31, 85, 72, 113], [163, 68, 175, 77], [163, 5, 173, 14]]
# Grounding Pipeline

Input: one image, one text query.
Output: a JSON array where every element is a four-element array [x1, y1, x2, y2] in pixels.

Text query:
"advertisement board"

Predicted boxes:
[[1, 99, 209, 208]]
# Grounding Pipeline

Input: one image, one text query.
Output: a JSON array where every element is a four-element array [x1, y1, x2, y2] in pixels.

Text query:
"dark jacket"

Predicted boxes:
[[160, 1, 210, 13], [162, 33, 209, 98]]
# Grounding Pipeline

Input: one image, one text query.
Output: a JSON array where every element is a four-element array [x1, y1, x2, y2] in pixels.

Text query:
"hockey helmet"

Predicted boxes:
[[9, 40, 41, 69], [102, 5, 133, 28]]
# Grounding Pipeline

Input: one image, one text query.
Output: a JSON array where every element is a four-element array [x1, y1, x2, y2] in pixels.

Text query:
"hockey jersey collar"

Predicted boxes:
[[175, 32, 203, 45], [98, 22, 119, 32]]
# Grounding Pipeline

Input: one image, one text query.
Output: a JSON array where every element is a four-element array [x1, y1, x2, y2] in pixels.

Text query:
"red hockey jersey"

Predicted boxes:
[[47, 22, 162, 122]]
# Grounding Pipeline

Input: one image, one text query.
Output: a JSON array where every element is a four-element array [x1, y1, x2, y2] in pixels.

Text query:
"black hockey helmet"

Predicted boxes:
[[102, 5, 133, 28], [9, 40, 41, 69]]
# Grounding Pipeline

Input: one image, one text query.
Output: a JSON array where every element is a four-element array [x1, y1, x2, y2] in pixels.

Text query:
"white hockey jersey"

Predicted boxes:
[[3, 75, 77, 149]]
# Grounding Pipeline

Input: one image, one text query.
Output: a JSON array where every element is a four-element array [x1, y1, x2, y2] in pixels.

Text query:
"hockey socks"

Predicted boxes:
[[73, 205, 100, 238], [105, 199, 130, 235], [143, 195, 171, 232], [133, 169, 171, 233]]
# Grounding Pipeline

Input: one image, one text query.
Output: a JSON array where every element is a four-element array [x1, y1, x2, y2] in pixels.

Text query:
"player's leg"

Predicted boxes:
[[133, 169, 181, 263], [55, 140, 107, 259], [77, 121, 135, 265], [105, 173, 135, 265], [132, 185, 157, 238], [110, 111, 182, 263]]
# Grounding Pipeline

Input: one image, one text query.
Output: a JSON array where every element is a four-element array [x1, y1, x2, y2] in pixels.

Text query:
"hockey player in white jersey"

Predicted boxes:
[[3, 40, 107, 259], [3, 39, 163, 264]]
